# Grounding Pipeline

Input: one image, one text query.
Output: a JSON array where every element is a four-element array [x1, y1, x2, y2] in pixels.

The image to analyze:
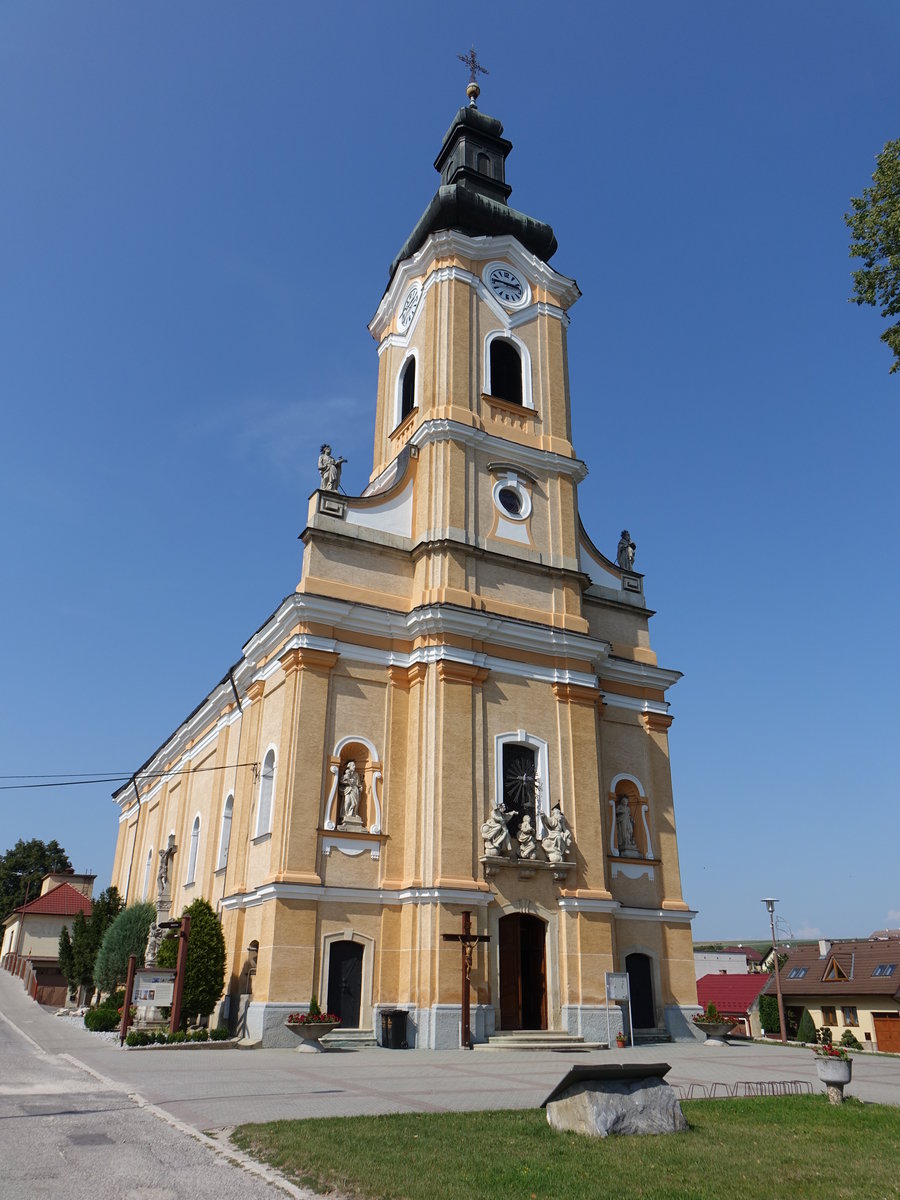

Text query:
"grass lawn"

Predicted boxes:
[[231, 1095, 900, 1200]]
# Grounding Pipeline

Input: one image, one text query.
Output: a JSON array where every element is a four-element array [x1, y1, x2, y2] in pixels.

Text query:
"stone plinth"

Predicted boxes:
[[542, 1063, 687, 1139]]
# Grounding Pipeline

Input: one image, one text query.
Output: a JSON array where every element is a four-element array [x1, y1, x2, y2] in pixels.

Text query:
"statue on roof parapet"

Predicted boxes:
[[318, 444, 347, 492], [617, 530, 636, 572]]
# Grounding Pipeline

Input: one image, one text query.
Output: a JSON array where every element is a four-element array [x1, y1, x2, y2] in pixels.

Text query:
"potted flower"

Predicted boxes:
[[285, 996, 341, 1053], [615, 1031, 628, 1049], [693, 1003, 737, 1046], [814, 1039, 852, 1103]]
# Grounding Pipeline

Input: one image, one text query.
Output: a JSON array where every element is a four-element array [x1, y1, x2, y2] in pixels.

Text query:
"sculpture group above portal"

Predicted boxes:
[[481, 803, 573, 867], [617, 530, 636, 572]]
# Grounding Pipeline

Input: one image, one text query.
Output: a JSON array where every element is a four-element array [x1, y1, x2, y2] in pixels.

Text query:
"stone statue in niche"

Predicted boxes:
[[516, 814, 537, 860], [481, 804, 514, 857], [338, 760, 364, 831], [617, 530, 636, 571], [318, 444, 347, 492], [615, 794, 640, 858], [541, 804, 573, 863]]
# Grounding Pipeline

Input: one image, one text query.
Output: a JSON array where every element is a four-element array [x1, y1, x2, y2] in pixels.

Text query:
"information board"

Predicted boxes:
[[133, 968, 175, 1006], [605, 972, 630, 1002]]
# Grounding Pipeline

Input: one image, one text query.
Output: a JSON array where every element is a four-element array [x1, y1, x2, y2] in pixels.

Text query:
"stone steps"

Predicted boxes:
[[473, 1030, 605, 1053], [319, 1027, 378, 1050], [632, 1028, 673, 1045]]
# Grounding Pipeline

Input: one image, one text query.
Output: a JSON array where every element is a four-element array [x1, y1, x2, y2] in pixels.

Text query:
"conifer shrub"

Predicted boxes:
[[156, 897, 225, 1027], [796, 1008, 817, 1044], [84, 1006, 120, 1032]]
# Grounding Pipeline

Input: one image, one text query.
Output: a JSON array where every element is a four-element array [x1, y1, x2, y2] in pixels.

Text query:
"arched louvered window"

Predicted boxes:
[[256, 749, 276, 837], [489, 338, 523, 405], [142, 848, 154, 900], [186, 815, 200, 885], [400, 356, 416, 421], [217, 794, 234, 871]]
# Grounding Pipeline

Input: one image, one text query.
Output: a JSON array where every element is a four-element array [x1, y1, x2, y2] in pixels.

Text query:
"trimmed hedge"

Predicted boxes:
[[125, 1027, 228, 1047], [84, 1006, 120, 1032]]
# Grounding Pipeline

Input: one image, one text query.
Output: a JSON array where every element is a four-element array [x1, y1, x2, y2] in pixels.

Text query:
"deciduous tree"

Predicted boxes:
[[845, 139, 900, 373], [0, 839, 71, 919]]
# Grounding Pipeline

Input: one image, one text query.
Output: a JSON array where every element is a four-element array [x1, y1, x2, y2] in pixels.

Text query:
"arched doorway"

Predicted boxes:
[[326, 941, 363, 1028], [625, 952, 656, 1029], [498, 913, 547, 1030]]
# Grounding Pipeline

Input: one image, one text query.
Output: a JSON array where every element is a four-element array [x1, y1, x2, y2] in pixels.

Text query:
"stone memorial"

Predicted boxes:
[[543, 1063, 687, 1139]]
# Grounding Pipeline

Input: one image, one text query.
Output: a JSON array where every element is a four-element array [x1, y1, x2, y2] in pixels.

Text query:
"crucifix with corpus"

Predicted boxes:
[[442, 910, 490, 1049]]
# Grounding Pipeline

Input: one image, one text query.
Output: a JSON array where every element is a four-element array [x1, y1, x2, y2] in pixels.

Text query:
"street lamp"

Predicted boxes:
[[761, 897, 787, 1044]]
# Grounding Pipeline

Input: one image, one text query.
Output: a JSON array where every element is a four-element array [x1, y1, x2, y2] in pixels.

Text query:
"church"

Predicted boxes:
[[110, 72, 699, 1048]]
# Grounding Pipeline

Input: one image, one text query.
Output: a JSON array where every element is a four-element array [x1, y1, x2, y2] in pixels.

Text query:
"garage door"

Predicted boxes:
[[873, 1015, 900, 1053]]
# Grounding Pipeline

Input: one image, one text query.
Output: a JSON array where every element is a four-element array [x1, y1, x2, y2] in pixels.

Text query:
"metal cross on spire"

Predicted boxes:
[[458, 45, 488, 107]]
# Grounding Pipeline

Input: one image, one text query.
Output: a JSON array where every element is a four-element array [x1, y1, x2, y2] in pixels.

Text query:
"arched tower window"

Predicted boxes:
[[489, 338, 523, 405], [477, 151, 491, 176], [186, 815, 200, 885], [217, 794, 234, 871], [256, 748, 276, 837], [142, 847, 153, 900], [400, 356, 416, 421]]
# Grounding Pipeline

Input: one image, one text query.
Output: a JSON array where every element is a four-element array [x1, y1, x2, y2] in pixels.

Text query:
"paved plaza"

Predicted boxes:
[[3, 970, 898, 1134]]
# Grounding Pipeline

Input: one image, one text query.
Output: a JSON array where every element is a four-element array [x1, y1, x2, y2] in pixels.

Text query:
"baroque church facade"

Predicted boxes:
[[111, 85, 699, 1048]]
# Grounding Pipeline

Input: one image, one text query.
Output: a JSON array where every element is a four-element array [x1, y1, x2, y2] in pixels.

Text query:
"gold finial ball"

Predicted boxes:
[[466, 81, 480, 106]]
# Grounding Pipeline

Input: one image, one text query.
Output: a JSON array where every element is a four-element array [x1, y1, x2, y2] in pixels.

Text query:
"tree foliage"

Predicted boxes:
[[157, 897, 226, 1026], [758, 993, 780, 1035], [0, 838, 71, 920], [845, 139, 900, 373], [796, 1008, 817, 1044], [62, 887, 124, 995], [93, 902, 155, 994]]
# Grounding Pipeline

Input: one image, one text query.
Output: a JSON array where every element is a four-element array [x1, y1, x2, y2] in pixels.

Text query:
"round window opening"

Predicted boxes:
[[497, 487, 522, 516]]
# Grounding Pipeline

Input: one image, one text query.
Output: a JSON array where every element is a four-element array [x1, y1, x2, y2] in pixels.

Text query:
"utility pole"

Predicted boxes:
[[761, 897, 787, 1044]]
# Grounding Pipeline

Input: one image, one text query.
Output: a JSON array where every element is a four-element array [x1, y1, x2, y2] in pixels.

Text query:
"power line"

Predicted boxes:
[[0, 762, 259, 791]]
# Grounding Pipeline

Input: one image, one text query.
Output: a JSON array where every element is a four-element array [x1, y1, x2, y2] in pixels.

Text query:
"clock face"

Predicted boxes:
[[398, 282, 421, 332], [484, 263, 529, 308]]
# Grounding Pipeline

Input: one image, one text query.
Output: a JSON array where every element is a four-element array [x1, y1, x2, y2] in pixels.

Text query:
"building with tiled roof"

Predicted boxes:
[[0, 872, 94, 1005], [779, 937, 900, 1053], [696, 973, 771, 1037]]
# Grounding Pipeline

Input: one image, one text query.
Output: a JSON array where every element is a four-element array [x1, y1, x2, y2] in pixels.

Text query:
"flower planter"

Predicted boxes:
[[285, 1020, 339, 1052], [816, 1055, 852, 1104], [694, 1020, 736, 1046]]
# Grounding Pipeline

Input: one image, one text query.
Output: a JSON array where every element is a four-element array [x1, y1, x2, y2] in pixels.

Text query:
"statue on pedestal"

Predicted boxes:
[[541, 805, 572, 863], [338, 760, 364, 830], [318, 444, 347, 492], [481, 804, 513, 857], [615, 794, 640, 857], [156, 834, 177, 905], [617, 530, 636, 571], [516, 814, 537, 860]]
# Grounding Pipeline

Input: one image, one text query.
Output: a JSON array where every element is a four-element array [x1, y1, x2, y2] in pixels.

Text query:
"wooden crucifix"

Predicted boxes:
[[442, 910, 490, 1050]]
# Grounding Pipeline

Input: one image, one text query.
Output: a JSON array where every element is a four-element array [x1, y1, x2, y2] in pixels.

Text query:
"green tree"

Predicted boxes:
[[157, 897, 226, 1026], [796, 1008, 817, 1044], [0, 839, 71, 920], [57, 925, 75, 997], [93, 902, 155, 994], [845, 139, 900, 373], [66, 887, 124, 997], [758, 993, 780, 1035]]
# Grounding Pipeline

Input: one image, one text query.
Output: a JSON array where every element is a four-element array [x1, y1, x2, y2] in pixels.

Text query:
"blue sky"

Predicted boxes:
[[2, 2, 898, 942]]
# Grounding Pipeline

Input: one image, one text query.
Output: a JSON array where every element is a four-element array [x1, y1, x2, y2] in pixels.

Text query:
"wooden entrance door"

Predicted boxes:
[[326, 941, 363, 1028], [499, 913, 547, 1030], [625, 952, 655, 1029]]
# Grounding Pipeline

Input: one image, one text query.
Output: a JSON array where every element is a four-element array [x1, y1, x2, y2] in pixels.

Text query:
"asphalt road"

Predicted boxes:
[[0, 1007, 312, 1200]]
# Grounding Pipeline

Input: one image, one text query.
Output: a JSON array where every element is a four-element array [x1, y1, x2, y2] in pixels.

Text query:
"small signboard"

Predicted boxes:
[[605, 972, 630, 1002], [133, 968, 175, 1006]]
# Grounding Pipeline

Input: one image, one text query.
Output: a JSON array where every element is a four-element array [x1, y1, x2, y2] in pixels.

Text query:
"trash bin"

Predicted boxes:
[[380, 1008, 408, 1049]]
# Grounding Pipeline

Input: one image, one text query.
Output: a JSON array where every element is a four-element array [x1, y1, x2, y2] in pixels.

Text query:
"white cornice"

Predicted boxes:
[[370, 230, 580, 341], [220, 882, 494, 910], [557, 898, 696, 924], [409, 418, 588, 484], [118, 593, 680, 801]]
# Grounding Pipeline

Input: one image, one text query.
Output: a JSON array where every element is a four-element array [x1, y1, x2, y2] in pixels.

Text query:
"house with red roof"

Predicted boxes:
[[1, 872, 94, 1005], [696, 972, 771, 1037]]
